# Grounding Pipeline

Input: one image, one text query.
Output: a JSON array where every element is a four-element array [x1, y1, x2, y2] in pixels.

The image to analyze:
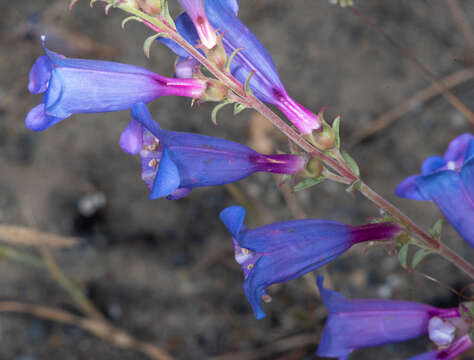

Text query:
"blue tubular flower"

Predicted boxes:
[[26, 36, 206, 132], [119, 103, 306, 199], [395, 133, 474, 247], [162, 0, 321, 134], [219, 206, 401, 319], [316, 276, 461, 359], [177, 0, 217, 49], [407, 334, 472, 360]]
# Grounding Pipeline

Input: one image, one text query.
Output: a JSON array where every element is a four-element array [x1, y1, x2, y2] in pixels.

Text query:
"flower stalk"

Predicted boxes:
[[113, 3, 474, 279]]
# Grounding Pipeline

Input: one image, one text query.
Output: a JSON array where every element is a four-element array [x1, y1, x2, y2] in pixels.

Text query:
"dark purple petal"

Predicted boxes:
[[422, 156, 446, 175], [167, 188, 192, 200], [417, 170, 474, 247], [28, 55, 52, 94], [395, 175, 429, 201]]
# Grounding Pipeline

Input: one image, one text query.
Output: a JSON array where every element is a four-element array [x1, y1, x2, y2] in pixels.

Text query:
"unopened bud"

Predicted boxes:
[[207, 43, 227, 70], [200, 80, 228, 102], [308, 123, 336, 150], [138, 0, 160, 14]]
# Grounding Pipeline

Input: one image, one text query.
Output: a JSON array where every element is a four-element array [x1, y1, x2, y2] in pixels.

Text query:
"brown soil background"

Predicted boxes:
[[0, 0, 473, 359]]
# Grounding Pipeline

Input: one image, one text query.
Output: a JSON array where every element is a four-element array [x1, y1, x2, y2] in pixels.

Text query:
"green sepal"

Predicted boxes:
[[233, 103, 248, 115], [411, 248, 433, 269], [332, 116, 341, 150], [122, 16, 142, 29], [144, 33, 166, 58], [398, 242, 409, 269], [160, 0, 176, 29], [341, 151, 360, 176], [345, 179, 361, 194], [293, 176, 325, 192], [225, 47, 244, 73], [211, 100, 233, 125]]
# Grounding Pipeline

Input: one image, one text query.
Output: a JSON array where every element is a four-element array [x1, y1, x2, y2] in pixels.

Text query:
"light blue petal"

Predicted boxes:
[[119, 119, 143, 155], [219, 206, 247, 239], [167, 188, 191, 200], [131, 103, 162, 134], [28, 55, 52, 94], [150, 146, 181, 199], [421, 156, 445, 175], [464, 138, 474, 163], [395, 175, 429, 201], [158, 13, 200, 58], [25, 104, 64, 132], [417, 170, 474, 247]]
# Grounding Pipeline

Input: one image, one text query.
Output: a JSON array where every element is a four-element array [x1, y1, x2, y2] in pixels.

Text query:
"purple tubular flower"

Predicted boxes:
[[26, 36, 206, 132], [161, 0, 321, 134], [119, 103, 306, 199], [395, 133, 474, 247], [219, 206, 401, 319], [177, 0, 217, 49], [407, 335, 472, 360], [316, 276, 461, 359]]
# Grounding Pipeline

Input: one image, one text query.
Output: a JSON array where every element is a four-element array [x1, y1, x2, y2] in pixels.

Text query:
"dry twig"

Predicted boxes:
[[348, 66, 474, 147], [0, 301, 174, 360], [0, 225, 79, 248]]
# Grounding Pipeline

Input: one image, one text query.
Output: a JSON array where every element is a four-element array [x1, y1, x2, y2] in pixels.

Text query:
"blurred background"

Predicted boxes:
[[0, 0, 474, 359]]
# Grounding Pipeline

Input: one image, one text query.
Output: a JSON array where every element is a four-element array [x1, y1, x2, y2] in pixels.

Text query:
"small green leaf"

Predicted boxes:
[[341, 151, 360, 176], [233, 103, 248, 115], [429, 219, 443, 241], [122, 16, 142, 29], [225, 47, 244, 73], [332, 116, 341, 149], [411, 248, 432, 269], [211, 100, 233, 125], [293, 176, 325, 191], [143, 33, 166, 58], [244, 71, 255, 95], [398, 243, 409, 269]]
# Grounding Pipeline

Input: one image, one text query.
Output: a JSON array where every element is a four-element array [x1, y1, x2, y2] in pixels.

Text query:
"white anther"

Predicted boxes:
[[429, 316, 456, 346]]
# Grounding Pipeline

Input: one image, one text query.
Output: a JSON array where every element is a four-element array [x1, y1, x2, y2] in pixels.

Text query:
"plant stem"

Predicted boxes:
[[117, 5, 474, 279]]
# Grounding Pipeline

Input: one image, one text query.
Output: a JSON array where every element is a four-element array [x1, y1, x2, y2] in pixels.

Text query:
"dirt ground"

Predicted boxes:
[[0, 0, 474, 359]]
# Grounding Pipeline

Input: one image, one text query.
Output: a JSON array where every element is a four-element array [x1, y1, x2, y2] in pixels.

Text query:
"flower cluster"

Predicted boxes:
[[25, 1, 474, 359]]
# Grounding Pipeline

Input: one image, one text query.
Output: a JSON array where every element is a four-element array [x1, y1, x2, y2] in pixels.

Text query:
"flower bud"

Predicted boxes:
[[300, 157, 323, 178], [308, 123, 336, 150], [207, 42, 227, 70], [200, 79, 228, 102]]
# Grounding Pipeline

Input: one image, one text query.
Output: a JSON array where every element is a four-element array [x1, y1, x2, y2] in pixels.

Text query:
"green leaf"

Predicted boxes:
[[122, 16, 142, 29], [233, 103, 248, 115], [143, 33, 166, 58], [244, 71, 255, 95], [411, 248, 432, 269], [398, 243, 409, 269], [341, 151, 360, 176], [211, 100, 233, 125], [429, 219, 443, 241], [332, 116, 341, 149], [225, 47, 244, 73], [293, 176, 325, 192]]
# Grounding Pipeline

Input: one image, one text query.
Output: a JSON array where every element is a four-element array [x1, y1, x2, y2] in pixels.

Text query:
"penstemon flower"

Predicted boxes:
[[161, 0, 321, 134], [26, 36, 206, 131], [316, 276, 461, 359], [219, 206, 401, 319], [119, 103, 306, 199], [395, 133, 474, 247]]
